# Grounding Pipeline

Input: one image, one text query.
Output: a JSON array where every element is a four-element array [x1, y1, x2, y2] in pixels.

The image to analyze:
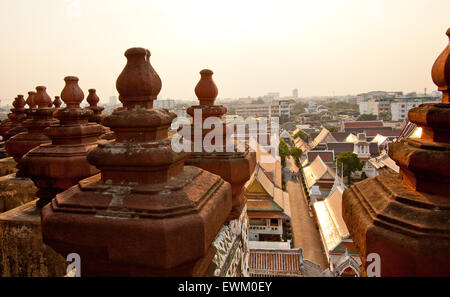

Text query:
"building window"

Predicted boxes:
[[250, 218, 267, 226], [270, 219, 279, 226]]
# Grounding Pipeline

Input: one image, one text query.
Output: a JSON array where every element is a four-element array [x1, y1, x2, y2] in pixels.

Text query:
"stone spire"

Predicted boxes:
[[185, 69, 256, 221], [3, 95, 27, 140], [85, 88, 114, 140], [21, 76, 104, 208], [25, 91, 37, 116], [431, 28, 450, 103], [342, 28, 450, 276], [53, 96, 62, 108], [41, 47, 232, 276], [5, 86, 58, 177], [0, 99, 13, 139]]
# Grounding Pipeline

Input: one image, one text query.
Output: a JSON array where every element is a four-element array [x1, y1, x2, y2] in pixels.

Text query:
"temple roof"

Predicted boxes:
[[311, 128, 335, 149], [313, 187, 349, 253], [368, 150, 399, 173], [303, 156, 337, 189], [343, 120, 383, 128], [249, 249, 304, 277], [245, 164, 291, 218]]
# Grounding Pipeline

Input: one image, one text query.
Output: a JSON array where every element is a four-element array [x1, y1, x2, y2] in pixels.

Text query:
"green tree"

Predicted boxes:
[[357, 114, 378, 121], [279, 139, 290, 167], [378, 112, 391, 121], [361, 172, 368, 180], [290, 147, 303, 166], [294, 130, 309, 142], [336, 152, 363, 185], [325, 126, 338, 132], [251, 98, 265, 104], [293, 102, 308, 114]]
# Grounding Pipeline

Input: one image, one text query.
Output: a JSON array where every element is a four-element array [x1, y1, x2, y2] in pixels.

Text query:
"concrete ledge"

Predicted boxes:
[[0, 157, 17, 177], [0, 173, 37, 213], [0, 200, 66, 276]]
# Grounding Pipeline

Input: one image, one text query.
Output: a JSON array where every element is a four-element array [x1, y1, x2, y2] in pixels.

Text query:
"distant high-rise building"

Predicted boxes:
[[293, 88, 299, 99], [109, 96, 118, 106]]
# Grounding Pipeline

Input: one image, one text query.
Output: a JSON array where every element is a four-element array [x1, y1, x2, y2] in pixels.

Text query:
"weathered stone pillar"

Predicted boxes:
[[41, 47, 232, 277], [180, 69, 256, 276], [5, 86, 59, 177], [85, 88, 114, 140], [342, 28, 450, 277], [53, 96, 62, 109], [21, 76, 104, 208], [185, 69, 256, 222], [0, 100, 13, 140], [25, 91, 37, 119], [3, 95, 27, 141]]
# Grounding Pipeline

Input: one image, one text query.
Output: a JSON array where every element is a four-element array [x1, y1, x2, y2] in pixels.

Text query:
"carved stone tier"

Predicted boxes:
[[22, 76, 104, 208], [343, 173, 449, 276], [86, 88, 114, 140], [53, 96, 62, 109], [25, 91, 37, 119], [5, 86, 58, 177], [342, 28, 450, 276], [41, 47, 232, 276], [2, 95, 27, 141], [185, 70, 256, 221]]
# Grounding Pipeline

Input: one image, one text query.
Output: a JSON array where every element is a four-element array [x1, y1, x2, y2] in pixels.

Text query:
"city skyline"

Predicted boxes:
[[0, 0, 449, 103]]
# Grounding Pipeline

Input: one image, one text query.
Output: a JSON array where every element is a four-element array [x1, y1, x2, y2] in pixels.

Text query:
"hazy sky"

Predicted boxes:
[[0, 0, 449, 104]]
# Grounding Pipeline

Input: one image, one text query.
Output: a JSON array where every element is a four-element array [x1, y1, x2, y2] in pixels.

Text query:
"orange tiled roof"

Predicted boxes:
[[249, 249, 304, 277], [343, 121, 383, 128]]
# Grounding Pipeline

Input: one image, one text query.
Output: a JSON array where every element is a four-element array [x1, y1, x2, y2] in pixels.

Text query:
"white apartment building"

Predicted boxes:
[[359, 99, 379, 115], [235, 100, 292, 119], [391, 100, 437, 121], [154, 99, 175, 110]]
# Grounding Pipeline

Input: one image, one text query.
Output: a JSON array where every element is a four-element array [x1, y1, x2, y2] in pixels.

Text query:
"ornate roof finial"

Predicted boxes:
[[60, 76, 84, 109], [41, 48, 232, 276], [195, 69, 218, 106], [53, 96, 62, 108], [431, 27, 450, 103], [12, 95, 25, 109], [25, 91, 36, 109], [116, 47, 162, 109], [86, 89, 99, 107], [34, 86, 52, 108]]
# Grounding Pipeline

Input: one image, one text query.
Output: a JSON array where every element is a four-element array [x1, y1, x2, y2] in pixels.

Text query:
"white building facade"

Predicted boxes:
[[390, 100, 437, 121]]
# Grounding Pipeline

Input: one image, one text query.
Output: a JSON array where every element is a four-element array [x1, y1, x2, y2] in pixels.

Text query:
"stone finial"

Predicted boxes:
[[25, 91, 37, 109], [431, 28, 450, 103], [21, 75, 103, 208], [13, 95, 25, 109], [116, 47, 162, 109], [34, 86, 52, 109], [187, 69, 227, 120], [60, 76, 84, 109], [41, 48, 232, 276], [342, 28, 450, 277], [195, 69, 218, 106], [86, 89, 99, 107], [185, 69, 255, 222], [53, 96, 62, 108]]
